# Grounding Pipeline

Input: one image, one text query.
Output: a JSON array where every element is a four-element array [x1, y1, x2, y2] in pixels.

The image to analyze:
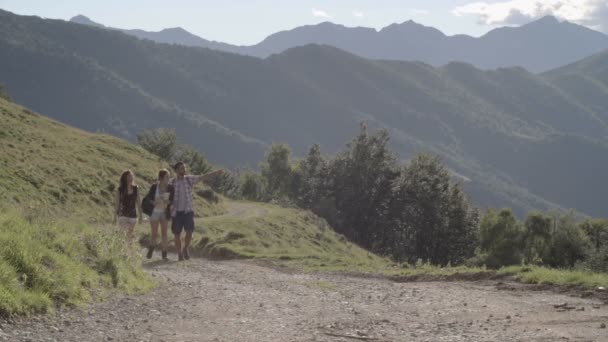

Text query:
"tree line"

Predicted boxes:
[[138, 125, 608, 272]]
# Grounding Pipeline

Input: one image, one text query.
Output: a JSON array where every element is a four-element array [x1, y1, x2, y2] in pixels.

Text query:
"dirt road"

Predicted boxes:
[[3, 203, 608, 341], [2, 258, 608, 342]]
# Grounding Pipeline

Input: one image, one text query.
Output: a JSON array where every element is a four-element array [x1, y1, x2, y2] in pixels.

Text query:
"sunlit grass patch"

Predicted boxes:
[[0, 210, 154, 317]]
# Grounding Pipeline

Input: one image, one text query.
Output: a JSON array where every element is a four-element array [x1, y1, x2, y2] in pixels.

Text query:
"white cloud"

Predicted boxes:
[[453, 0, 608, 31], [352, 10, 365, 18], [312, 8, 332, 18]]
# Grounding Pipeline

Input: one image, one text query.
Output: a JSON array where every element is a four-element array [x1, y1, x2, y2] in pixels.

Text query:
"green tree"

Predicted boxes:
[[584, 245, 608, 272], [294, 144, 327, 208], [206, 169, 240, 198], [478, 209, 524, 268], [137, 128, 177, 161], [522, 212, 552, 264], [579, 219, 608, 272], [391, 153, 477, 265], [546, 213, 589, 268], [329, 124, 399, 251], [579, 219, 608, 250], [445, 184, 480, 265], [240, 171, 265, 201], [261, 144, 293, 198], [175, 146, 212, 175]]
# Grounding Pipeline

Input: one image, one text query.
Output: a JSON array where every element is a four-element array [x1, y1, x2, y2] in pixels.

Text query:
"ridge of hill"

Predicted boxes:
[[70, 14, 608, 72]]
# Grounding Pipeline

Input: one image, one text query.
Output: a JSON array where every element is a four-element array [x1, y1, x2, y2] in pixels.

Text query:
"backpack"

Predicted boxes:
[[141, 184, 156, 216]]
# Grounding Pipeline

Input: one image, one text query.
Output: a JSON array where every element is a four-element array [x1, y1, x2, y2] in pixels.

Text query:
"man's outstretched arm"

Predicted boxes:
[[188, 169, 223, 184]]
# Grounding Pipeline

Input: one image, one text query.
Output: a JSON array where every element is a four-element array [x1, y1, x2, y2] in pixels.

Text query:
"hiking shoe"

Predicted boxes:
[[183, 248, 190, 260], [162, 251, 168, 261], [178, 253, 184, 261], [146, 245, 155, 259]]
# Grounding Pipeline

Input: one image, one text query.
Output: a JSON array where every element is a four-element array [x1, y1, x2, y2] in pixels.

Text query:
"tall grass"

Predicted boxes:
[[0, 210, 153, 317]]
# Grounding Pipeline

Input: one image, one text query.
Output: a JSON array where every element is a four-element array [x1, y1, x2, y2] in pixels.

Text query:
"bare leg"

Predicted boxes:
[[150, 221, 159, 247], [175, 233, 183, 260], [160, 219, 168, 252], [121, 223, 137, 257], [147, 220, 159, 258], [184, 231, 193, 250], [118, 221, 136, 244], [183, 231, 193, 260], [127, 223, 136, 245]]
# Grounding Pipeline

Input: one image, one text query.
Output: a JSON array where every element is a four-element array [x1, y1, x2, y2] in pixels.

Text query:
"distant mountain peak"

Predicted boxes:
[[380, 20, 445, 37], [535, 15, 560, 24], [162, 27, 189, 33], [521, 15, 563, 29], [69, 15, 105, 28], [70, 14, 90, 21], [316, 21, 340, 27]]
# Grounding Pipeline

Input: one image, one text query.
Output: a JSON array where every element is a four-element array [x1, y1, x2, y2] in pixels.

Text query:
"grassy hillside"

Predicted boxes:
[[0, 97, 224, 222], [0, 210, 153, 317], [194, 202, 390, 272]]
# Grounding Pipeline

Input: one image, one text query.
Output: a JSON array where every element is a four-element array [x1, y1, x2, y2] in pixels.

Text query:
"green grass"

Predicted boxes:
[[383, 263, 607, 289], [0, 209, 154, 317], [0, 98, 224, 223], [500, 265, 608, 288], [192, 202, 391, 272], [388, 264, 488, 278]]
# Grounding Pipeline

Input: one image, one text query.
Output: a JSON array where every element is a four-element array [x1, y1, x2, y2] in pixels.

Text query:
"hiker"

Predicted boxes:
[[171, 161, 223, 261], [113, 170, 143, 245], [145, 169, 174, 260]]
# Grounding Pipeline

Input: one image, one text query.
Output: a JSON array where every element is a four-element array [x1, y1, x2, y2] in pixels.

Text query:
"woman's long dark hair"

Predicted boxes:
[[118, 170, 133, 198]]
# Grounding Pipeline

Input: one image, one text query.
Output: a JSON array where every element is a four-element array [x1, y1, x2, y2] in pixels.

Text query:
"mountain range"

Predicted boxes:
[[2, 9, 608, 218], [71, 14, 608, 73]]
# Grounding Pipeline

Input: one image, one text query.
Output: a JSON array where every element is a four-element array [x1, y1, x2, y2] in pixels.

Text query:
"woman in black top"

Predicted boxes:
[[113, 170, 143, 245]]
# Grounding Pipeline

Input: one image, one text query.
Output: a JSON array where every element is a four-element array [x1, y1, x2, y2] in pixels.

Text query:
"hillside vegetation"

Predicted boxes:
[[196, 203, 389, 271], [0, 97, 223, 222]]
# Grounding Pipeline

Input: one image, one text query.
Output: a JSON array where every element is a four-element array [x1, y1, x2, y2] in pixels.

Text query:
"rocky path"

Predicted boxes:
[[2, 258, 608, 342]]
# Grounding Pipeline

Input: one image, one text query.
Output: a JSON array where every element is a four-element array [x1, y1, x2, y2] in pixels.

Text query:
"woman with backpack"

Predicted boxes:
[[144, 169, 174, 260]]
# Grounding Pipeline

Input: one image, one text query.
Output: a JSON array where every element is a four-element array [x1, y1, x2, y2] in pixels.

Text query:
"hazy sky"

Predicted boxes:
[[1, 0, 607, 45]]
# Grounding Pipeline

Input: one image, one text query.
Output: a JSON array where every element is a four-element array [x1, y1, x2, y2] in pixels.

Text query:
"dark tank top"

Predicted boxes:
[[119, 186, 138, 218]]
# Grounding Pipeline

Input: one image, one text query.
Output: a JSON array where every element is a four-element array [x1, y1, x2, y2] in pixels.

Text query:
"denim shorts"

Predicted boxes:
[[149, 210, 167, 223], [172, 211, 195, 235], [118, 216, 137, 226]]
